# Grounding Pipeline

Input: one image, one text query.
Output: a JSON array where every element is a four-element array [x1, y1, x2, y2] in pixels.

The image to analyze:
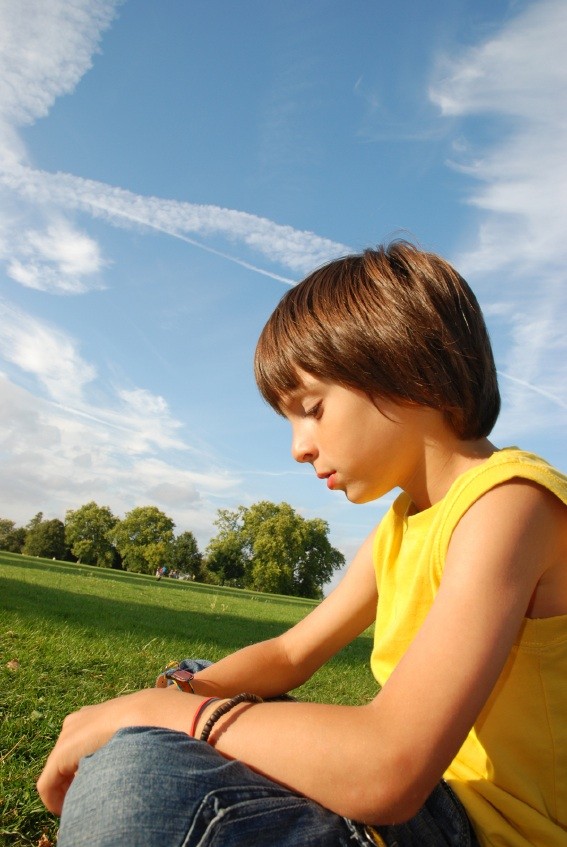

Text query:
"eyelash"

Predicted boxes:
[[305, 402, 322, 418]]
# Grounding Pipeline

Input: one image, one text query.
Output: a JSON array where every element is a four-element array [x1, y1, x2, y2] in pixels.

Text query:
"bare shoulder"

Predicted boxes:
[[448, 477, 567, 617]]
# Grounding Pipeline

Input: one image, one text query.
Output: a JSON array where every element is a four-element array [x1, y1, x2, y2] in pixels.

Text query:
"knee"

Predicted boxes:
[[57, 727, 209, 847], [68, 726, 211, 795]]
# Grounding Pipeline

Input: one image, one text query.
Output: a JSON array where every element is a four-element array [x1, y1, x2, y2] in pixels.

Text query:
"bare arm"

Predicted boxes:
[[190, 527, 378, 698], [194, 481, 564, 821], [37, 528, 378, 814], [38, 483, 563, 822]]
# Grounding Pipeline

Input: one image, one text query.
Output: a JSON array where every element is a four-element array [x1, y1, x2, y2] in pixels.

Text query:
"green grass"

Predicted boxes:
[[0, 552, 376, 846]]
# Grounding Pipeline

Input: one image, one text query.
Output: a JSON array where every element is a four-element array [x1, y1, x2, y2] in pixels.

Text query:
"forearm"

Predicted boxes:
[[192, 542, 378, 700], [38, 684, 404, 824], [200, 697, 419, 825], [192, 637, 311, 699], [37, 684, 435, 823]]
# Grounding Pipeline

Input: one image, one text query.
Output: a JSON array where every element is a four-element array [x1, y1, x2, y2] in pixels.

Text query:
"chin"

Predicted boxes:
[[345, 490, 371, 505], [347, 487, 385, 505]]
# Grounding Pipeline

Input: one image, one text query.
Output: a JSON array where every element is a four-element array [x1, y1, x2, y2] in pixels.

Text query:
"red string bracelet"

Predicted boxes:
[[190, 697, 220, 738]]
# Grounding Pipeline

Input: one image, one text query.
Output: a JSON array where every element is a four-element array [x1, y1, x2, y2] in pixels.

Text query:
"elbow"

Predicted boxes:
[[341, 787, 427, 828], [338, 754, 433, 826], [277, 634, 321, 686], [355, 788, 428, 827]]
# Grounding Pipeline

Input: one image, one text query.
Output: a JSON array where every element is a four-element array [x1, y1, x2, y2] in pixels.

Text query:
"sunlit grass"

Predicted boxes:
[[0, 552, 376, 846]]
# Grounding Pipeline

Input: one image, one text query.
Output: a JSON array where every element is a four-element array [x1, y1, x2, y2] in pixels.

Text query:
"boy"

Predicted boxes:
[[38, 242, 567, 846]]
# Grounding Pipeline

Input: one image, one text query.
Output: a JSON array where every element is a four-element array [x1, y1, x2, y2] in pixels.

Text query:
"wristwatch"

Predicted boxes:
[[155, 663, 195, 693]]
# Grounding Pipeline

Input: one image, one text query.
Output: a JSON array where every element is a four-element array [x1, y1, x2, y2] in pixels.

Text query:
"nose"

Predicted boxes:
[[291, 424, 317, 465]]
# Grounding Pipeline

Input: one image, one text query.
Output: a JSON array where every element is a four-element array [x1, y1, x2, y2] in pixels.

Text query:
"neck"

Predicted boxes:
[[403, 424, 496, 512]]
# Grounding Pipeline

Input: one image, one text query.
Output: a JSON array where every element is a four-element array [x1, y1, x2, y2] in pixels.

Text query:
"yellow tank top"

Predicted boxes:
[[370, 448, 567, 846]]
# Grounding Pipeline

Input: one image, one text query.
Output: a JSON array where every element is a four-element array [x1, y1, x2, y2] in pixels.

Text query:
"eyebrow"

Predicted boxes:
[[279, 382, 309, 412]]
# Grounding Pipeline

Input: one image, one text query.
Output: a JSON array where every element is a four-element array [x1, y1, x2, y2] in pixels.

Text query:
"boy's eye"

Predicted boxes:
[[304, 402, 322, 418]]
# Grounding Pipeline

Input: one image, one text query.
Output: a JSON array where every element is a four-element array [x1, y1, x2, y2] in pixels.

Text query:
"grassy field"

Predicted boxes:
[[0, 551, 376, 846]]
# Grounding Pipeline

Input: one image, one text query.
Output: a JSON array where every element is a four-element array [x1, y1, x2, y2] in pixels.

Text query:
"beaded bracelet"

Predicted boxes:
[[199, 693, 263, 744]]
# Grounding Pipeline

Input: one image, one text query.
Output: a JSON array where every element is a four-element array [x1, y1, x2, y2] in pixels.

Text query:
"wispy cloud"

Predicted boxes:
[[0, 362, 239, 539], [430, 0, 567, 436], [0, 0, 118, 294], [0, 0, 348, 295], [0, 0, 118, 129], [0, 301, 240, 537], [0, 300, 96, 404], [1, 162, 349, 282], [5, 218, 105, 293], [0, 0, 348, 539]]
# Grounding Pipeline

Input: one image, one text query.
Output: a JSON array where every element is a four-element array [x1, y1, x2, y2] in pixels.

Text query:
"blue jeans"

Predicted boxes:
[[56, 661, 479, 846], [57, 728, 478, 847]]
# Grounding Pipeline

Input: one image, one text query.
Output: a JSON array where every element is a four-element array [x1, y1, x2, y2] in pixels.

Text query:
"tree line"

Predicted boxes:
[[0, 500, 345, 599]]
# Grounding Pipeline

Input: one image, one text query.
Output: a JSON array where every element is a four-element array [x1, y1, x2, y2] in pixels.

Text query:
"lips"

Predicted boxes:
[[317, 470, 337, 490]]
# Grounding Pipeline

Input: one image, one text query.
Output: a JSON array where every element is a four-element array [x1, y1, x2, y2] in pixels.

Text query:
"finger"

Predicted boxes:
[[37, 762, 74, 816]]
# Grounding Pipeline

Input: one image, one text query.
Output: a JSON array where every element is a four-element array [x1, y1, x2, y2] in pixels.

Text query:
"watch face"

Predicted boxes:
[[156, 663, 193, 689], [166, 668, 195, 692], [170, 670, 194, 682]]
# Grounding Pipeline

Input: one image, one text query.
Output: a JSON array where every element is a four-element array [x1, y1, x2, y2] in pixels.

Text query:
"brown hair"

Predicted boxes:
[[254, 241, 500, 439]]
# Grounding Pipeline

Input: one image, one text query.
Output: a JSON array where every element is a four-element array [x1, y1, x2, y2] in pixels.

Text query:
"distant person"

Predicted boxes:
[[155, 567, 162, 581], [38, 242, 567, 846]]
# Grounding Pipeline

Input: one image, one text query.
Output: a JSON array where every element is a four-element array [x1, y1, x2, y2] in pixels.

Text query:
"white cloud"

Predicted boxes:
[[0, 301, 199, 456], [0, 0, 350, 297], [132, 457, 237, 501], [429, 0, 567, 436], [0, 368, 239, 543], [0, 0, 118, 129], [430, 0, 567, 274], [5, 219, 105, 293], [431, 0, 567, 122], [0, 0, 116, 296], [0, 0, 349, 540], [0, 282, 238, 540], [1, 162, 349, 279], [119, 388, 170, 419], [0, 300, 96, 404]]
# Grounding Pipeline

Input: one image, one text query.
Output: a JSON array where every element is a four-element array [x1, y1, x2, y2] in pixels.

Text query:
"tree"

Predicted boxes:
[[206, 509, 247, 587], [206, 501, 344, 598], [171, 531, 204, 579], [23, 518, 68, 560], [65, 502, 118, 567], [243, 502, 344, 598], [110, 506, 175, 574], [26, 512, 44, 531], [0, 518, 26, 553]]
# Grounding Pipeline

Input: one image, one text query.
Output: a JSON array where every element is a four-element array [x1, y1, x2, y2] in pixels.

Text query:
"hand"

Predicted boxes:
[[37, 687, 203, 815]]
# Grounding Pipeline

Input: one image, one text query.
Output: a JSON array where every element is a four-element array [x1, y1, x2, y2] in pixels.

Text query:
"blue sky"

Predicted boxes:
[[0, 0, 565, 586]]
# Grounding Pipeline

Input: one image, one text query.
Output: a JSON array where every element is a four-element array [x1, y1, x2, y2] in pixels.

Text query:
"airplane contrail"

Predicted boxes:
[[497, 370, 567, 410], [85, 199, 297, 286], [9, 163, 299, 286]]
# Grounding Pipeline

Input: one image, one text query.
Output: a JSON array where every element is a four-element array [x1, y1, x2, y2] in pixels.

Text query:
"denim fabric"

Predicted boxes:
[[359, 781, 480, 846], [57, 727, 360, 847], [56, 658, 479, 846], [178, 658, 213, 674], [57, 726, 479, 847]]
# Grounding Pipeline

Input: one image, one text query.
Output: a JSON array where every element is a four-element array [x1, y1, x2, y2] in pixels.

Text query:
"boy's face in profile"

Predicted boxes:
[[280, 370, 422, 506]]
